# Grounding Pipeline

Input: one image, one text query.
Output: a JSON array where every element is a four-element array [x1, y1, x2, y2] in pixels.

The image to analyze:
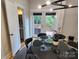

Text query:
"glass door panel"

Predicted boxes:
[[33, 14, 42, 35]]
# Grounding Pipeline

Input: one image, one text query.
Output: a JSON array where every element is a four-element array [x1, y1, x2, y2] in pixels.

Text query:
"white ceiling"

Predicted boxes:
[[29, 0, 78, 11]]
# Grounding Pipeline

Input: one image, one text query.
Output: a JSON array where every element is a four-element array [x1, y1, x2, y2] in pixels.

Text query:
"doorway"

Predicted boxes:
[[17, 7, 24, 43]]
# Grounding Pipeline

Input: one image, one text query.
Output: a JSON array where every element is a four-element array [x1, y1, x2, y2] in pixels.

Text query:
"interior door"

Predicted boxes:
[[5, 0, 21, 55]]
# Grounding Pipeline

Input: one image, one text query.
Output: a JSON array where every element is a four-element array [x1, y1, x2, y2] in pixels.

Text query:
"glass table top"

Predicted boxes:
[[29, 37, 78, 59]]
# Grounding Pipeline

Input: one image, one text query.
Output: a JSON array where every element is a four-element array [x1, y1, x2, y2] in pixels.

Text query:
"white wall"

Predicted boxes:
[[16, 0, 30, 39], [62, 0, 78, 42], [29, 0, 78, 42], [29, 0, 65, 36]]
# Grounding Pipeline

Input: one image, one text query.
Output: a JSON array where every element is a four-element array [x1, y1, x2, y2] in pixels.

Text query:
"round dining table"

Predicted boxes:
[[29, 37, 78, 59]]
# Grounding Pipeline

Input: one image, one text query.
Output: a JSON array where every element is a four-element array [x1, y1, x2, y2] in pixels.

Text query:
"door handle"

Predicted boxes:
[[10, 34, 14, 36]]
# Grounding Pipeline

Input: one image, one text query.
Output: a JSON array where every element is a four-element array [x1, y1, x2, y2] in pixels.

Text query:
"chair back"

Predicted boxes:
[[68, 36, 74, 42], [25, 38, 33, 48], [38, 33, 47, 39], [53, 34, 65, 42]]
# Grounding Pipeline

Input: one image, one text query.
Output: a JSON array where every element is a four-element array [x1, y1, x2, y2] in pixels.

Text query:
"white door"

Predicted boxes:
[[5, 0, 21, 55]]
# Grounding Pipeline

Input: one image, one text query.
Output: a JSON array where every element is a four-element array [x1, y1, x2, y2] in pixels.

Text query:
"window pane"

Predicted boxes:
[[34, 16, 41, 24], [34, 28, 41, 34], [46, 15, 56, 27]]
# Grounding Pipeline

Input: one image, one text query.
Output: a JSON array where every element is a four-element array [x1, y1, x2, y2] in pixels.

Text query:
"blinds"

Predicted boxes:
[[46, 12, 56, 15], [33, 12, 56, 15], [33, 13, 42, 15]]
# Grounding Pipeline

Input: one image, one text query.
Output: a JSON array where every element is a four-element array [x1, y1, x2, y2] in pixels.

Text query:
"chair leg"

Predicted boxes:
[[25, 48, 27, 59]]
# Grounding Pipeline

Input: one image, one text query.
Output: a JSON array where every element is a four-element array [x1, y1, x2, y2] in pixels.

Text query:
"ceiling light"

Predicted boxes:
[[68, 4, 72, 7], [50, 8, 53, 12], [38, 5, 42, 9], [46, 1, 51, 5]]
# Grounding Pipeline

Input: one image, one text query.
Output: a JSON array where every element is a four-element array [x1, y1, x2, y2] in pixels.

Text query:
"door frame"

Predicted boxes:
[[17, 7, 25, 43], [16, 4, 25, 42]]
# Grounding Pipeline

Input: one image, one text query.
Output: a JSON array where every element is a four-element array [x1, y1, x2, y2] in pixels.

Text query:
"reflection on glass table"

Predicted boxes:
[[30, 37, 78, 59]]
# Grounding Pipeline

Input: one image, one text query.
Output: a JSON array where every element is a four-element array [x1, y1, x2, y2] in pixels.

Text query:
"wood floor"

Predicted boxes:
[[9, 42, 26, 59]]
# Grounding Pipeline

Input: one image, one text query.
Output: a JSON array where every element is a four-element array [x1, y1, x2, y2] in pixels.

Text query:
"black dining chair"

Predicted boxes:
[[52, 34, 65, 55], [38, 33, 47, 39], [53, 34, 66, 41], [25, 38, 34, 59], [67, 36, 78, 48], [25, 38, 40, 59], [68, 36, 74, 42], [25, 38, 33, 48]]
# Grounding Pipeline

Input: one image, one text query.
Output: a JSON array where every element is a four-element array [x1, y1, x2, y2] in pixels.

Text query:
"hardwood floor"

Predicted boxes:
[[9, 42, 26, 59]]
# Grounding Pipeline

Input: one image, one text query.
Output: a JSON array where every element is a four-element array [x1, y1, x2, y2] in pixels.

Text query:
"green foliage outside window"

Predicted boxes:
[[34, 16, 41, 24], [46, 15, 56, 27]]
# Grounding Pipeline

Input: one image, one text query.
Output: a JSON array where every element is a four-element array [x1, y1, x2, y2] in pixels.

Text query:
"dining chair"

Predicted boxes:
[[53, 34, 66, 40], [67, 36, 78, 48], [25, 38, 33, 48], [52, 34, 65, 46], [37, 33, 47, 39], [68, 36, 74, 42]]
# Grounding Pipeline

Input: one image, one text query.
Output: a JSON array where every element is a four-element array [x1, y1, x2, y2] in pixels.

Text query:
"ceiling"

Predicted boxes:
[[29, 0, 78, 11]]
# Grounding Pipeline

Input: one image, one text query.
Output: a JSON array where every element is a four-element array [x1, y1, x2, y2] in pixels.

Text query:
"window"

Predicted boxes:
[[46, 14, 56, 28], [34, 28, 41, 34], [33, 13, 42, 34], [34, 16, 41, 24]]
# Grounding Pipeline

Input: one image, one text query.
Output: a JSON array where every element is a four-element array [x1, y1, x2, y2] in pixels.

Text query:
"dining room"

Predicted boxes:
[[1, 0, 78, 59], [14, 0, 78, 59]]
